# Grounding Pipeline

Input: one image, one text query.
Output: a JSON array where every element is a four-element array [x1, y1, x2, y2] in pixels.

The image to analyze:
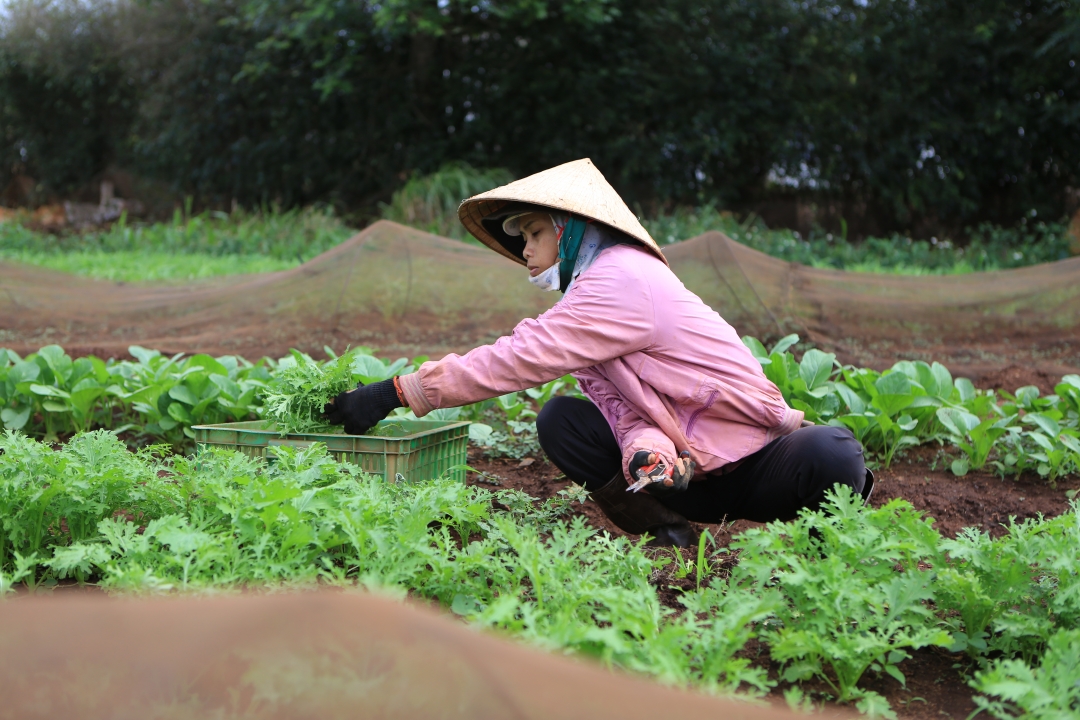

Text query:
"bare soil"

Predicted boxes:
[[465, 447, 1080, 720]]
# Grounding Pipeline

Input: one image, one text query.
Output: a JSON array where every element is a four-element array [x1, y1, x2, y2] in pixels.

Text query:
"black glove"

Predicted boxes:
[[629, 450, 695, 496], [322, 379, 402, 435]]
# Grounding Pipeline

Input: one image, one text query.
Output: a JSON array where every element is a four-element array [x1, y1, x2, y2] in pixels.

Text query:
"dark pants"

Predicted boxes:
[[536, 396, 866, 524]]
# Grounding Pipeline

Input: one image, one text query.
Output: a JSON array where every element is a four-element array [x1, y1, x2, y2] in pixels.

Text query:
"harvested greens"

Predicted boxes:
[[262, 349, 357, 434]]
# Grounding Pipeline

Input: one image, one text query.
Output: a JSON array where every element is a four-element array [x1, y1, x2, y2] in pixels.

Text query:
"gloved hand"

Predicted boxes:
[[322, 379, 402, 435], [628, 450, 695, 496]]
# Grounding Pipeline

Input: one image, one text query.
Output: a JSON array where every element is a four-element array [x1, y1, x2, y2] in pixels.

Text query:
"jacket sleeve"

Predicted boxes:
[[574, 366, 677, 482], [397, 260, 655, 415]]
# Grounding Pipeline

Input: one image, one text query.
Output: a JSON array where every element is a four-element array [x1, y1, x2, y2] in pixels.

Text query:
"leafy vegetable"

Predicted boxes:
[[2, 429, 1079, 716], [261, 350, 359, 434], [972, 629, 1080, 719], [2, 339, 1078, 482], [730, 486, 950, 714], [742, 336, 1080, 479]]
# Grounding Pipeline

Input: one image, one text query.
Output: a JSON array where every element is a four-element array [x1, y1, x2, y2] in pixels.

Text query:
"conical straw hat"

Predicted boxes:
[[458, 158, 669, 267]]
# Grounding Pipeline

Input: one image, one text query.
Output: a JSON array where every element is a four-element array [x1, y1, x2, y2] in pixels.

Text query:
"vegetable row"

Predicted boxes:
[[2, 340, 1079, 480], [0, 430, 1075, 719], [744, 335, 1080, 482]]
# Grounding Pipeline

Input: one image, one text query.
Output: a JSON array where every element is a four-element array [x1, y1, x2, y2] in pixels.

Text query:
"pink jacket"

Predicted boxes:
[[397, 243, 803, 480]]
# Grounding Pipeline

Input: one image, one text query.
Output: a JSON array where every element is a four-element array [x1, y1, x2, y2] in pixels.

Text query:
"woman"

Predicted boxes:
[[324, 159, 872, 547]]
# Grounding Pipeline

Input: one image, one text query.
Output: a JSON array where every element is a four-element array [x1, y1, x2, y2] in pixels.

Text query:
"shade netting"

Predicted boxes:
[[665, 232, 1080, 345], [1, 221, 1078, 366]]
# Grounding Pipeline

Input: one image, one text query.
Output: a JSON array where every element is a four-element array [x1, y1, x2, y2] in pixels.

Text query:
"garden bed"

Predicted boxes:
[[465, 446, 1080, 545], [3, 335, 1079, 718], [465, 448, 1080, 720]]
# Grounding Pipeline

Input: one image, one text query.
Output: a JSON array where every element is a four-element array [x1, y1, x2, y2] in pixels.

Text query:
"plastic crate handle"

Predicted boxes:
[[267, 439, 315, 449]]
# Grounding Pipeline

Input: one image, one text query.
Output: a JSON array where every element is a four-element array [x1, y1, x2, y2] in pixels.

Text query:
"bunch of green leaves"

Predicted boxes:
[[0, 345, 125, 439], [728, 486, 951, 717], [742, 335, 1080, 479], [972, 628, 1080, 719], [935, 506, 1080, 663], [993, 380, 1080, 484], [934, 380, 1080, 481], [468, 419, 542, 460], [119, 346, 269, 444], [0, 345, 268, 446], [262, 350, 360, 434], [0, 430, 181, 591], [261, 347, 422, 435], [744, 335, 962, 467], [932, 526, 1037, 659]]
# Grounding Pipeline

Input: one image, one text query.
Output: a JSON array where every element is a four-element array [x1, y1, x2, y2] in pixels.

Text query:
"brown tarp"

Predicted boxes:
[[0, 590, 815, 720]]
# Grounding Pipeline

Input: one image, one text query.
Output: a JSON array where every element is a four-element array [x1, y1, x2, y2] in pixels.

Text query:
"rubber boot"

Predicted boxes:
[[589, 472, 696, 548], [861, 469, 875, 505]]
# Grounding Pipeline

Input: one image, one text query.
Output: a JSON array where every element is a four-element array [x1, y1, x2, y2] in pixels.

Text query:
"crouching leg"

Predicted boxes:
[[536, 396, 695, 547]]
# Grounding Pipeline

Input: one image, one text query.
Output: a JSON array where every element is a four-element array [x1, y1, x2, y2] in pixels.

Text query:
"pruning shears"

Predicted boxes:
[[627, 450, 694, 493]]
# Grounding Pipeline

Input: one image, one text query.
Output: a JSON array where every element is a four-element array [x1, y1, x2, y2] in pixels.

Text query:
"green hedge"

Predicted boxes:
[[2, 0, 1077, 233]]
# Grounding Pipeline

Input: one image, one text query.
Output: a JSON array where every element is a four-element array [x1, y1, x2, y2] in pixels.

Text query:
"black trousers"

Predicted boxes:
[[536, 396, 866, 524]]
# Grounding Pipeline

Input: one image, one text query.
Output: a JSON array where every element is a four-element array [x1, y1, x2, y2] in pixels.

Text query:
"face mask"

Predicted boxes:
[[525, 213, 565, 292], [528, 262, 562, 292]]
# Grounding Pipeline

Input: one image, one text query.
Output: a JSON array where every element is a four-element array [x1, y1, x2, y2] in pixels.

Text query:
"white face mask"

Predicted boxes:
[[525, 221, 615, 293], [528, 262, 562, 292]]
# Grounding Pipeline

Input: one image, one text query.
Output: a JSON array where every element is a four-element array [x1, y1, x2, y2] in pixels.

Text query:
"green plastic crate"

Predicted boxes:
[[191, 419, 470, 483]]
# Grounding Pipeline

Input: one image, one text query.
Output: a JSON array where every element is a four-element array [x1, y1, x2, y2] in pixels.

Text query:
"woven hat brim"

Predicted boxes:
[[457, 159, 669, 267], [460, 199, 523, 264]]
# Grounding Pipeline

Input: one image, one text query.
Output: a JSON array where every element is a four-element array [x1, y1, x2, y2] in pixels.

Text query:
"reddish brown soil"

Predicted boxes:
[[749, 643, 981, 720], [465, 447, 1079, 720], [869, 445, 1080, 538]]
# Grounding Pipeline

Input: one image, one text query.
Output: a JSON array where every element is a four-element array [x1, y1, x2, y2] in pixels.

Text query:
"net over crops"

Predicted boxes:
[[1, 221, 1079, 366], [666, 232, 1080, 345], [0, 221, 555, 359]]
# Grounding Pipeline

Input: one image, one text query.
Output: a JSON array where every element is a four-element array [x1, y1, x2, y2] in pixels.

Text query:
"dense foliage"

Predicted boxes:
[[643, 206, 1076, 271], [0, 430, 1077, 716], [2, 0, 1077, 234], [0, 205, 353, 279]]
